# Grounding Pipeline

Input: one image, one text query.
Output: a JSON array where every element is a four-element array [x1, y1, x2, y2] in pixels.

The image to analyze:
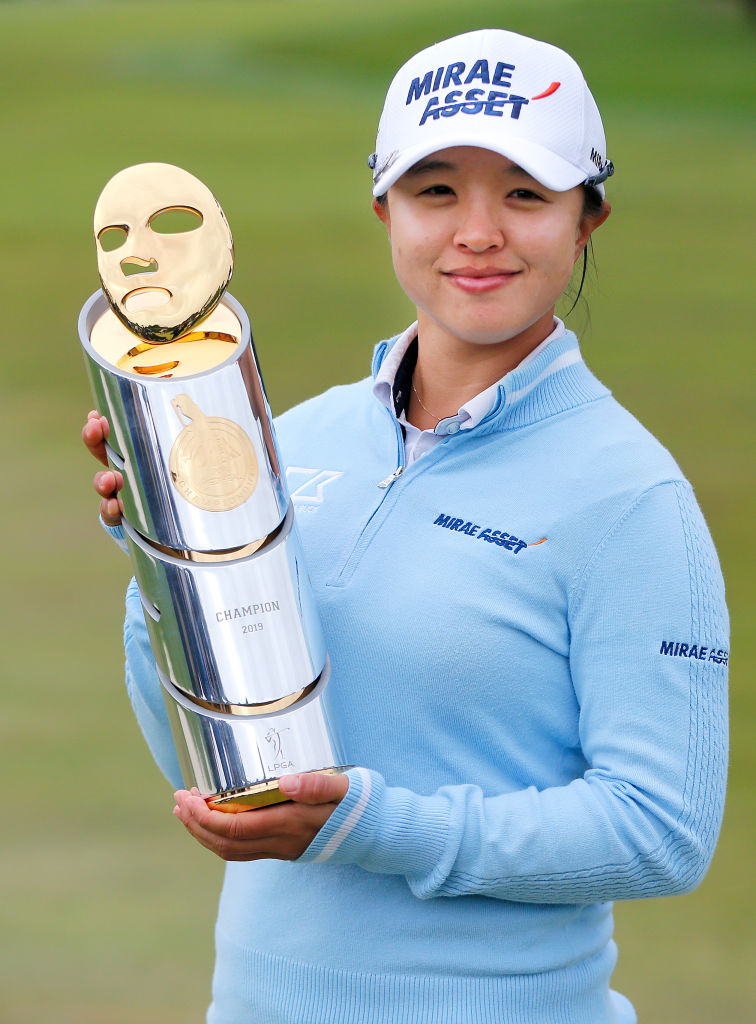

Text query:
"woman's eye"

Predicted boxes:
[[420, 184, 454, 196], [509, 188, 543, 201]]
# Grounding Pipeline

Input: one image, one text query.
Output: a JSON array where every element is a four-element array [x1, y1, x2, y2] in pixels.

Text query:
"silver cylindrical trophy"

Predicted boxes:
[[79, 162, 348, 810]]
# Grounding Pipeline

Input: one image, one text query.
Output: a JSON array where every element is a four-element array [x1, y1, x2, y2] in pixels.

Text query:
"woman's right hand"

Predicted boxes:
[[82, 410, 124, 527]]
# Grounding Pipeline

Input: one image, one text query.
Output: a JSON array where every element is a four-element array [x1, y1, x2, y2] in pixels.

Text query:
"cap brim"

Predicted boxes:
[[372, 134, 592, 197]]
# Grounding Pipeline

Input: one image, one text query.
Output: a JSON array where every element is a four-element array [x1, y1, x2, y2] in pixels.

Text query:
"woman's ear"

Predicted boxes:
[[575, 200, 611, 260], [372, 196, 390, 234]]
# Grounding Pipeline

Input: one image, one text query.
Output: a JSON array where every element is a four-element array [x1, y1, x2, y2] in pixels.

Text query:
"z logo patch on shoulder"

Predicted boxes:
[[287, 467, 343, 506]]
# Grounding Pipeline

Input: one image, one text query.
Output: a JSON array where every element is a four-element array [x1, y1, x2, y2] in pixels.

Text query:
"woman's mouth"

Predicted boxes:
[[443, 266, 519, 294]]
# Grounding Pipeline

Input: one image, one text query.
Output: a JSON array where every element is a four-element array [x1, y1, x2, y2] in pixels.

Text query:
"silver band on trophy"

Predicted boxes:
[[78, 163, 349, 810]]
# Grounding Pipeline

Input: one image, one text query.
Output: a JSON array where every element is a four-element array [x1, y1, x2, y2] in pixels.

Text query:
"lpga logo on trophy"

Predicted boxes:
[[78, 162, 348, 811]]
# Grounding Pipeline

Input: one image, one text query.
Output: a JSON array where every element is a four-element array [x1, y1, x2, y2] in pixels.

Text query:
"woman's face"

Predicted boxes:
[[374, 146, 609, 361]]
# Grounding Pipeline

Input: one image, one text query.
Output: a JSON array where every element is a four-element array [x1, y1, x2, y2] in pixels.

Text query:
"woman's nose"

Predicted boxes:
[[453, 199, 505, 252]]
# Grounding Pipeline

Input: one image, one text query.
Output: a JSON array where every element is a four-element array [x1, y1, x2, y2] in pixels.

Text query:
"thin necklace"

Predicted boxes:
[[411, 381, 448, 425]]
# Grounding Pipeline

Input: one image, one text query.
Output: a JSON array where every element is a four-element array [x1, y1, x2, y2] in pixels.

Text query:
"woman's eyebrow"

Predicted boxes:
[[406, 159, 456, 176], [407, 157, 533, 179], [503, 163, 531, 177]]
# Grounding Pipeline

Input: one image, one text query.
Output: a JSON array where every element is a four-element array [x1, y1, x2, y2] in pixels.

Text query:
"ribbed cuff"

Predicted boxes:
[[300, 767, 449, 886], [99, 516, 128, 553]]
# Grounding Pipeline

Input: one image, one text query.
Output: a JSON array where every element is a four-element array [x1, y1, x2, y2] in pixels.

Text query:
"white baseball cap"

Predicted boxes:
[[369, 28, 613, 197]]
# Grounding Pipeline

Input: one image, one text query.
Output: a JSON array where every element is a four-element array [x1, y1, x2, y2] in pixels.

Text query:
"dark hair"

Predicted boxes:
[[563, 183, 604, 318]]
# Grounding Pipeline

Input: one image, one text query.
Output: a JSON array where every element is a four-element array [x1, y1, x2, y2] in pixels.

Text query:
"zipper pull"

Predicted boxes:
[[377, 465, 405, 489]]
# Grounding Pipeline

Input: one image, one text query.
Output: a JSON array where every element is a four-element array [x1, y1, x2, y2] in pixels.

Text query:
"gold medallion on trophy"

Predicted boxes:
[[169, 394, 258, 512]]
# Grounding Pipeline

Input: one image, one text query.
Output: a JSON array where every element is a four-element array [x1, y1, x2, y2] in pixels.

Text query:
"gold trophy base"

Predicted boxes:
[[206, 767, 352, 813]]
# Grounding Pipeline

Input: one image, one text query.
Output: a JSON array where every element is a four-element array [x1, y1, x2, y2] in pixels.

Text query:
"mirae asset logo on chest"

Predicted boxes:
[[433, 513, 545, 554]]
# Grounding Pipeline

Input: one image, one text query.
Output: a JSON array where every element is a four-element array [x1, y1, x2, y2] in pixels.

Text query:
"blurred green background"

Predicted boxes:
[[1, 0, 753, 1020]]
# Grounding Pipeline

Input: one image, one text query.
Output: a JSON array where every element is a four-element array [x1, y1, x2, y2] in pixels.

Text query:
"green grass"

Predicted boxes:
[[2, 1, 754, 1020]]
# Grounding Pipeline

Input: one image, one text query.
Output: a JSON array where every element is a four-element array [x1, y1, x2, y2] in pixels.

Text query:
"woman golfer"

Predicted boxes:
[[84, 28, 728, 1024]]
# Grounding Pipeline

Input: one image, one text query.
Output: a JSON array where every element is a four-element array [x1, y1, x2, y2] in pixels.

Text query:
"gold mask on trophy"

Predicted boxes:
[[94, 162, 234, 343]]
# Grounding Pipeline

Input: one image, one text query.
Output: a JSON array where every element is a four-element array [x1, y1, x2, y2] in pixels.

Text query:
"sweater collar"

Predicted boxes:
[[371, 327, 610, 433]]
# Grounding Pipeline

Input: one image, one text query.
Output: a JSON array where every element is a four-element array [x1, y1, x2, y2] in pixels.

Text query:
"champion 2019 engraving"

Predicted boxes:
[[215, 601, 281, 622]]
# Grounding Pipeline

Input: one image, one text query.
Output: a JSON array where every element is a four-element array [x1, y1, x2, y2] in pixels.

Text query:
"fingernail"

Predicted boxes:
[[278, 774, 301, 796]]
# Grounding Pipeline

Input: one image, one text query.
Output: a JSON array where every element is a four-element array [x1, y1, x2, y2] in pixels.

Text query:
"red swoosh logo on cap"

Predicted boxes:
[[531, 82, 560, 100]]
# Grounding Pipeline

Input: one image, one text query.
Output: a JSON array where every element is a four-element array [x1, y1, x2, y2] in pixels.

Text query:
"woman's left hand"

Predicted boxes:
[[172, 772, 349, 861]]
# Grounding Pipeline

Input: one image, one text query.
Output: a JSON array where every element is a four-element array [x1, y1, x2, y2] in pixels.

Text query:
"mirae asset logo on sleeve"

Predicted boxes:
[[659, 640, 729, 665]]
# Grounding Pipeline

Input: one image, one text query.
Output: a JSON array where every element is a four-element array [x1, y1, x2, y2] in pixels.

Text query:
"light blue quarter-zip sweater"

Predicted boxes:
[[111, 329, 728, 1024]]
